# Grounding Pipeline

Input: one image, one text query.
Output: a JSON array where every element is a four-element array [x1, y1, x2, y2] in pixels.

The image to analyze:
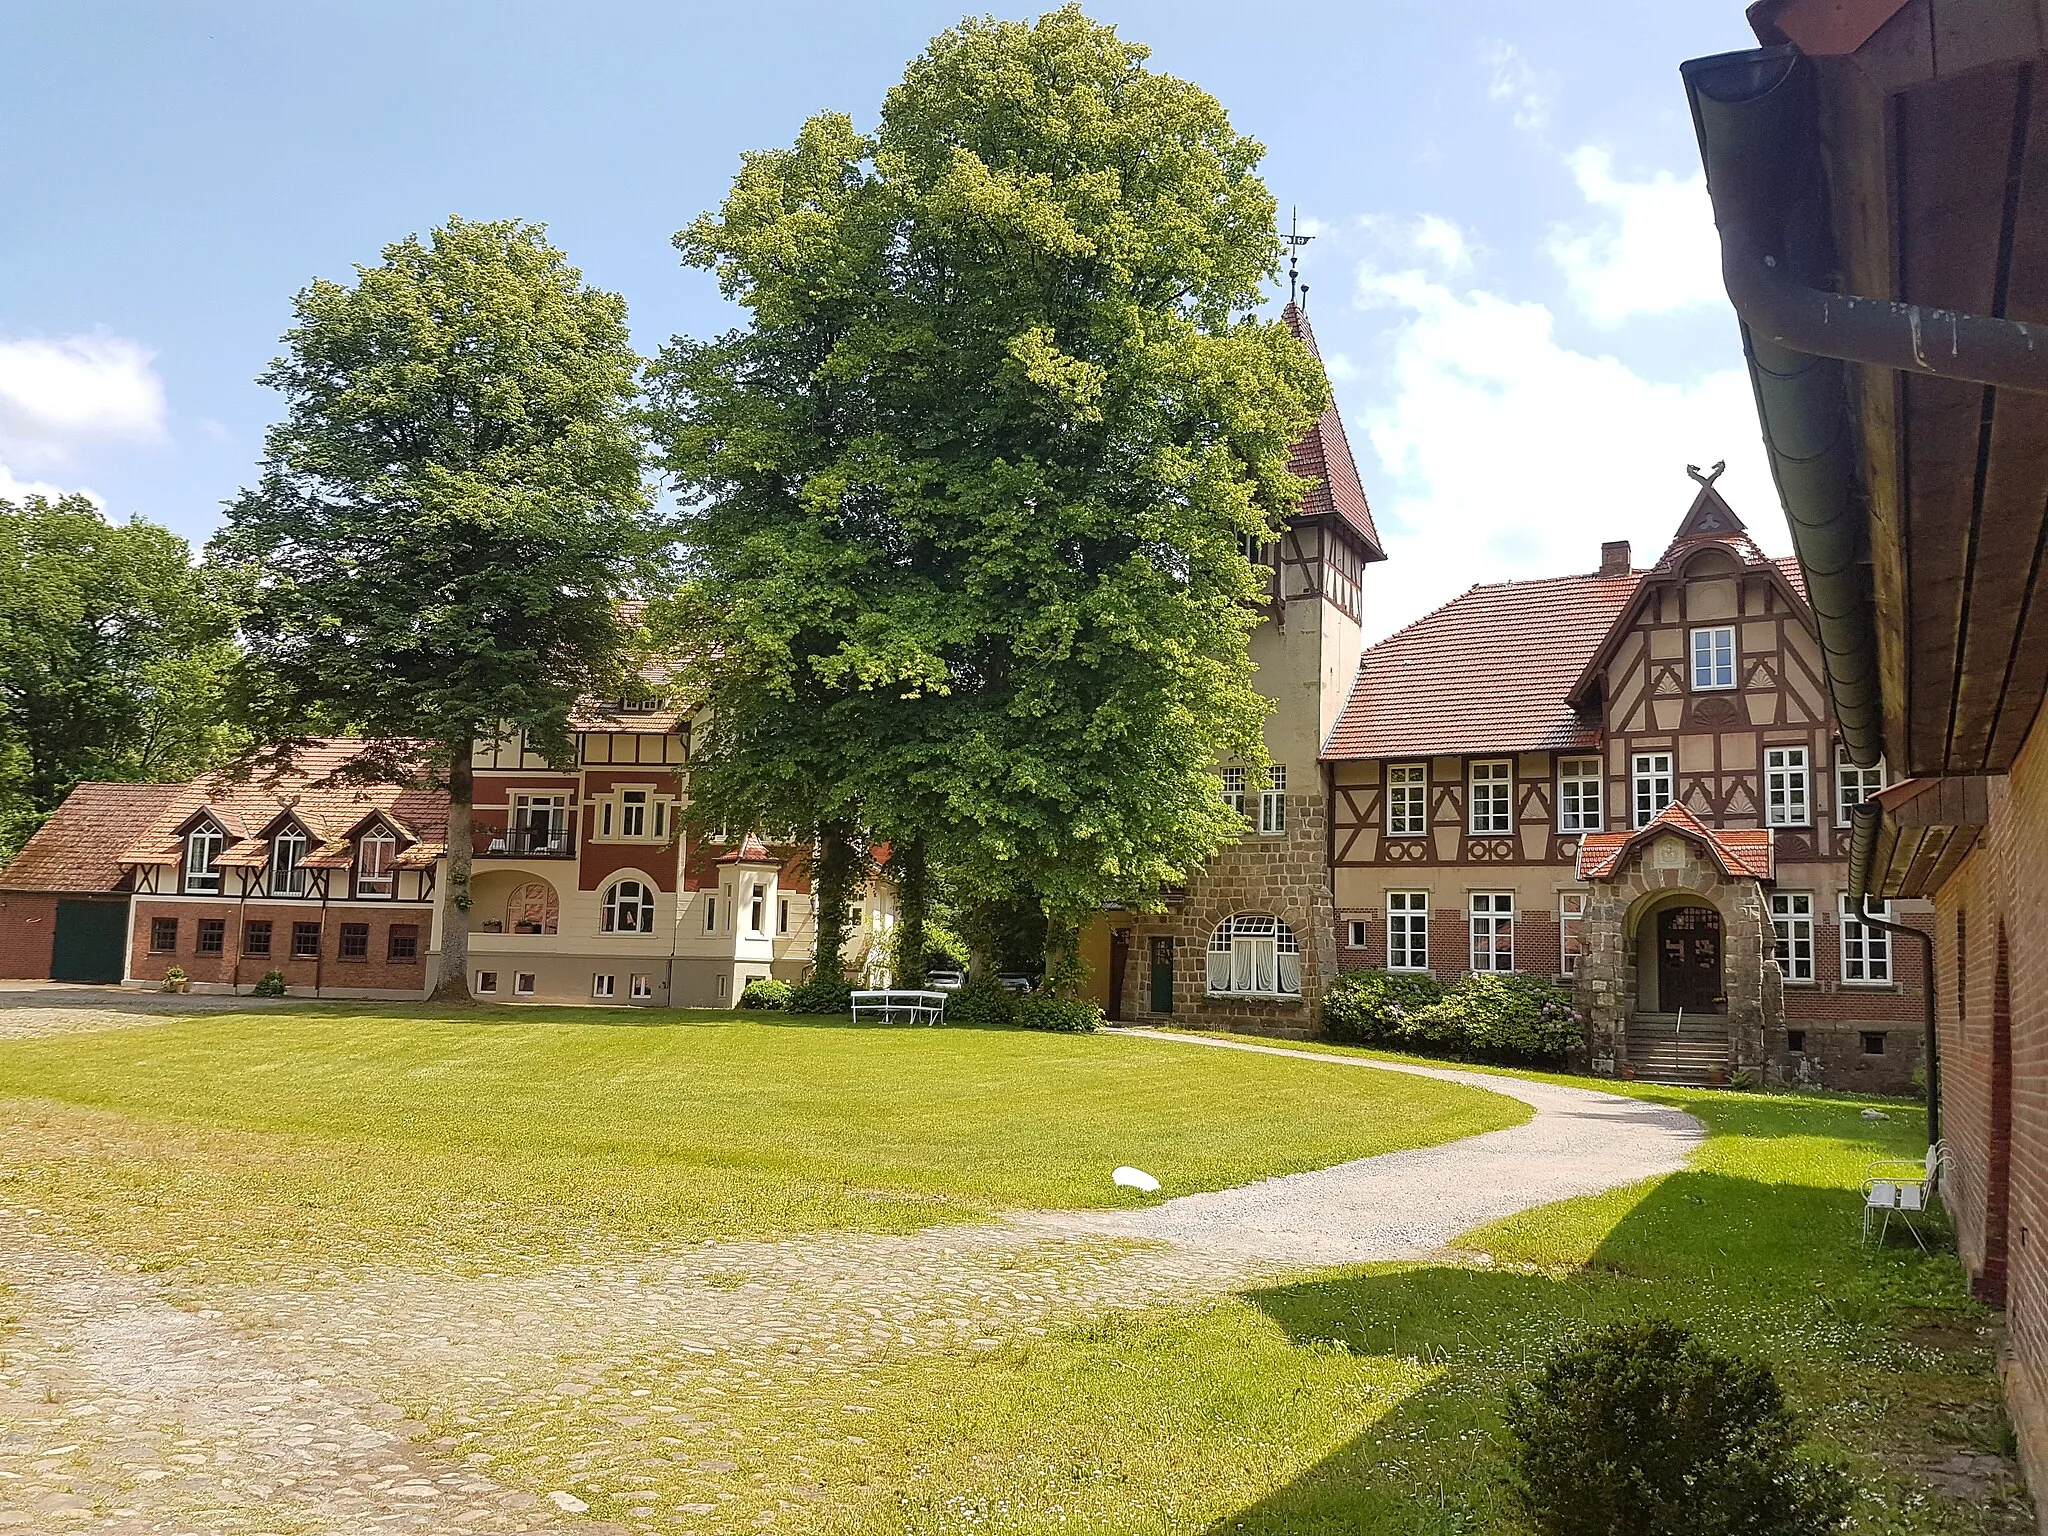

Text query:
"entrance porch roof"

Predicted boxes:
[[1576, 801, 1776, 883]]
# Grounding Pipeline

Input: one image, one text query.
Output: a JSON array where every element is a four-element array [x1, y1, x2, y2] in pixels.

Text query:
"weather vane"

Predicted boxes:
[[1285, 206, 1314, 307]]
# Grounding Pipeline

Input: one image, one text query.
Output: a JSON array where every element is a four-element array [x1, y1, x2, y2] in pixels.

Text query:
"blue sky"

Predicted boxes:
[[0, 1, 1767, 639]]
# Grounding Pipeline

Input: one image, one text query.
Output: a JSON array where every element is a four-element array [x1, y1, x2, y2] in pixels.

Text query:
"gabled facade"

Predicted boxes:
[[1323, 476, 1929, 1088], [1084, 300, 1387, 1031]]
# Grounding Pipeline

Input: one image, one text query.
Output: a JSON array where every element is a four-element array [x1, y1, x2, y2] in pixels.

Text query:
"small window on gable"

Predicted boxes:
[[1691, 626, 1736, 690], [271, 826, 309, 897], [184, 822, 224, 894], [357, 826, 397, 897]]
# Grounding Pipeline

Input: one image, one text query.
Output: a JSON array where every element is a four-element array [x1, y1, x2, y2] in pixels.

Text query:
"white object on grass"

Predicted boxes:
[[1113, 1166, 1161, 1193], [550, 1491, 590, 1513]]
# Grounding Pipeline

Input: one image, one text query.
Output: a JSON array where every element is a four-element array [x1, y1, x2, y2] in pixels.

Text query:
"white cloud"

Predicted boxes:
[[0, 331, 167, 503], [1349, 249, 1777, 643], [1546, 148, 1726, 326], [1323, 351, 1360, 384], [1483, 40, 1553, 134]]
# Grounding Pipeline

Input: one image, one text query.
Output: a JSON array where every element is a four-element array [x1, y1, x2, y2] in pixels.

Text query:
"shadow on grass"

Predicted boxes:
[[1201, 1110, 1972, 1535]]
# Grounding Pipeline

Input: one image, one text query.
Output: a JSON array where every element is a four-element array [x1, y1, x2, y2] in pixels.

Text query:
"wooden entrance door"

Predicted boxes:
[[1656, 905, 1724, 1014], [1106, 929, 1131, 1022], [1148, 937, 1174, 1014]]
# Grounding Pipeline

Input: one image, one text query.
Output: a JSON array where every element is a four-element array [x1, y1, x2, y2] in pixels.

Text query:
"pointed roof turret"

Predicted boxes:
[[1652, 460, 1770, 569], [1281, 301, 1386, 561]]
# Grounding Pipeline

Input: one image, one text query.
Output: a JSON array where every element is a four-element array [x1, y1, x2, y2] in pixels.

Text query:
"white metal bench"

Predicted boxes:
[[1862, 1142, 1947, 1250], [850, 989, 948, 1026]]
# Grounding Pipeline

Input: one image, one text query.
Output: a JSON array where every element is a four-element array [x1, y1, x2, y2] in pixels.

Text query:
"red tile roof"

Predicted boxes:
[[1281, 302, 1385, 560], [1324, 570, 1642, 759], [715, 832, 779, 865], [1576, 801, 1775, 881], [0, 782, 185, 892]]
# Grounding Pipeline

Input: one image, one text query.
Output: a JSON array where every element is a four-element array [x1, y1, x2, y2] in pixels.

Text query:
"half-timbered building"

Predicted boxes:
[[1323, 471, 1929, 1089]]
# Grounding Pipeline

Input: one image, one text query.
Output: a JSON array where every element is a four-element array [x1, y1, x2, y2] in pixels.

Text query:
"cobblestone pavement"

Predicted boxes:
[[0, 1003, 1700, 1534]]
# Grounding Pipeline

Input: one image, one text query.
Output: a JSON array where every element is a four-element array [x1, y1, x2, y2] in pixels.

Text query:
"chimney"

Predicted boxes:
[[1600, 540, 1632, 578]]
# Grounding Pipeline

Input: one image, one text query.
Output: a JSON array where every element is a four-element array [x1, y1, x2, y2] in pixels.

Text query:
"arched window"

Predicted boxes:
[[270, 825, 308, 897], [184, 821, 224, 894], [508, 881, 559, 935], [1207, 913, 1301, 996], [356, 827, 397, 898], [602, 879, 655, 934]]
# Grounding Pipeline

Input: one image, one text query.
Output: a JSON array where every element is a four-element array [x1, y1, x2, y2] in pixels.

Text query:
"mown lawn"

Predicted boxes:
[[0, 1005, 1519, 1274]]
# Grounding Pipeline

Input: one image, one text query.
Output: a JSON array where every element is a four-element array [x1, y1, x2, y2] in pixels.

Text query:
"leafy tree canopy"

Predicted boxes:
[[651, 6, 1327, 946], [0, 493, 243, 858]]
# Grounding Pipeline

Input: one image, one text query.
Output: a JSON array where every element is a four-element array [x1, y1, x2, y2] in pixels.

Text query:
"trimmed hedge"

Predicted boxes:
[[1322, 968, 1581, 1064], [738, 977, 794, 1011], [1017, 996, 1102, 1033]]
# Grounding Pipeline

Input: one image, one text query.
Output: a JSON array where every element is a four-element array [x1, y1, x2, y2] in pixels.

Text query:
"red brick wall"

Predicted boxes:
[[129, 899, 431, 994], [0, 891, 62, 978]]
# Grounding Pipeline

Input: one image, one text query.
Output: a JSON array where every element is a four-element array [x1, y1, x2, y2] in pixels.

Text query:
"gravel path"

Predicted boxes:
[[1015, 1029, 1703, 1264]]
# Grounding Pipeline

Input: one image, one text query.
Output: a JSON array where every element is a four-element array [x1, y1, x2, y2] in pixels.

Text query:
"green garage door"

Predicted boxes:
[[51, 900, 128, 983]]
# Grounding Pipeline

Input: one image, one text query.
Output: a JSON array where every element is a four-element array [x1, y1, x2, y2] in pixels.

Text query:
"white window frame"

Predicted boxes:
[[1205, 913, 1303, 998], [1346, 919, 1369, 949], [183, 824, 224, 894], [475, 970, 498, 995], [1770, 892, 1815, 983], [705, 895, 717, 933], [1386, 763, 1428, 836], [1469, 761, 1513, 836], [1259, 765, 1287, 836], [514, 971, 536, 996], [1560, 891, 1587, 976], [778, 897, 791, 935], [356, 827, 397, 898], [1220, 766, 1247, 819], [631, 974, 654, 999], [1386, 892, 1429, 972], [592, 973, 616, 998], [1470, 893, 1514, 974], [592, 785, 676, 844], [602, 878, 656, 935], [1691, 625, 1736, 690], [1841, 897, 1893, 985], [1764, 746, 1811, 827], [270, 826, 309, 897], [1557, 758, 1603, 834], [1631, 752, 1674, 828], [748, 887, 767, 937], [1835, 750, 1888, 827]]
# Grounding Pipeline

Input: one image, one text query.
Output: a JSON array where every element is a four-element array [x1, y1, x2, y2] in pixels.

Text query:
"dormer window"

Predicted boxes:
[[183, 823, 224, 894], [357, 827, 396, 898], [271, 826, 309, 897]]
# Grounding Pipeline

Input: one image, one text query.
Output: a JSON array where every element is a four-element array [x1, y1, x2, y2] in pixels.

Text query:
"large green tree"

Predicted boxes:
[[649, 6, 1326, 992], [0, 494, 244, 857], [213, 217, 657, 1000]]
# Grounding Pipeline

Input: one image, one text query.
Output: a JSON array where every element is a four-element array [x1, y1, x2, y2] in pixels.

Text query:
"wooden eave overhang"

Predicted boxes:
[[1849, 774, 1993, 899]]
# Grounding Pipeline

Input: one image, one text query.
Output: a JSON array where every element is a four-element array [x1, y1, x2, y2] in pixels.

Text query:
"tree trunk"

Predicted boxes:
[[429, 740, 476, 1003], [812, 820, 858, 983], [892, 836, 929, 989], [964, 901, 999, 986]]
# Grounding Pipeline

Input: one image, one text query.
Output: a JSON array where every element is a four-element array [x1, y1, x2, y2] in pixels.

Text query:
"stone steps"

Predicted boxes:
[[1626, 1015, 1732, 1086]]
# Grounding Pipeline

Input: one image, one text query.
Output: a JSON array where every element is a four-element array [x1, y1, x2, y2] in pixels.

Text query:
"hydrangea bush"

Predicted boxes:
[[1321, 968, 1582, 1064]]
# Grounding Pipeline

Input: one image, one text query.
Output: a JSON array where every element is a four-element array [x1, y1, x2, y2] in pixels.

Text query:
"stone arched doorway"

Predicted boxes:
[[1653, 903, 1724, 1015]]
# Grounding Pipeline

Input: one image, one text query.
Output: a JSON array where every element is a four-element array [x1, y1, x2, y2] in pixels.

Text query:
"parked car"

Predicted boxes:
[[927, 969, 965, 991], [997, 973, 1038, 995]]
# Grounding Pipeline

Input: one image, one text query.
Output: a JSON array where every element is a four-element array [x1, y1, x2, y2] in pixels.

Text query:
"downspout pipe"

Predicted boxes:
[[1847, 803, 1940, 1144], [1682, 46, 2048, 770]]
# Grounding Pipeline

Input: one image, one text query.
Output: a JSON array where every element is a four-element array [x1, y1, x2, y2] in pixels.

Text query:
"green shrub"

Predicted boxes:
[[945, 978, 1019, 1028], [1504, 1319, 1853, 1536], [162, 965, 188, 993], [1321, 968, 1444, 1043], [738, 977, 793, 1011], [1016, 996, 1102, 1033], [251, 969, 287, 998], [786, 975, 852, 1015], [1408, 972, 1581, 1062]]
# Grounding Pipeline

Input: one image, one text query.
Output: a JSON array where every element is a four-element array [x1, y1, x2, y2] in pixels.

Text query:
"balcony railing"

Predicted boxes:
[[474, 821, 577, 859]]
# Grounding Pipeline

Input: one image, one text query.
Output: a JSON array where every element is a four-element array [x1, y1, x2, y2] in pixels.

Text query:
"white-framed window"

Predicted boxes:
[[1691, 626, 1736, 690], [1220, 766, 1247, 818], [1205, 913, 1303, 997], [514, 971, 536, 996], [704, 895, 717, 933], [511, 793, 571, 853], [631, 974, 654, 999], [1764, 746, 1811, 827], [475, 970, 498, 995], [594, 785, 676, 843], [778, 897, 791, 935], [716, 973, 729, 1000], [1841, 897, 1893, 985], [1238, 530, 1273, 567], [1632, 752, 1674, 828], [1836, 750, 1888, 826], [1346, 919, 1369, 949], [748, 888, 766, 936], [1557, 758, 1603, 833], [356, 827, 396, 898], [620, 789, 648, 838], [270, 826, 308, 896], [602, 878, 656, 934], [592, 973, 616, 998], [1260, 766, 1287, 836], [1560, 891, 1586, 976], [1386, 763, 1428, 836], [1387, 892, 1429, 972], [1771, 892, 1815, 982], [1469, 761, 1513, 835], [1470, 893, 1514, 973], [183, 823, 224, 894]]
